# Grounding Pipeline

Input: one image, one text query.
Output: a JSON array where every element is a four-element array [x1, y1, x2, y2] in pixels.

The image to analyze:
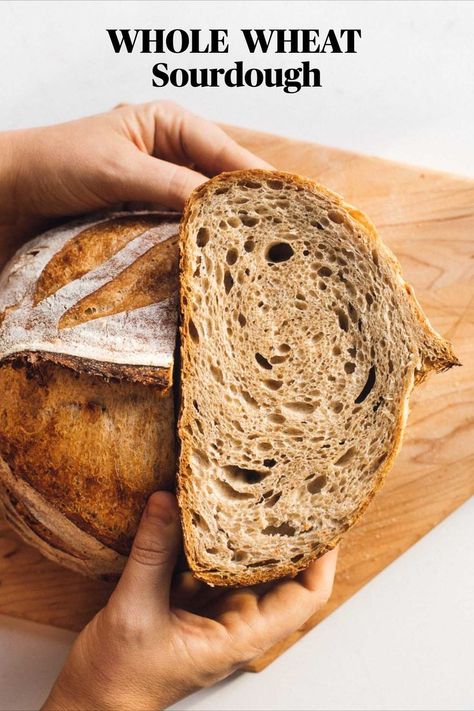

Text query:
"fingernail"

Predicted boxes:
[[146, 497, 173, 525]]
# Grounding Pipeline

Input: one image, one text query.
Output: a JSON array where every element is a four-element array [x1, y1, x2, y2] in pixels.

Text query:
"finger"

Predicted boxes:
[[114, 149, 208, 209], [296, 545, 339, 592], [113, 492, 181, 615], [219, 548, 338, 650], [171, 571, 234, 616], [258, 548, 338, 634], [147, 101, 272, 175]]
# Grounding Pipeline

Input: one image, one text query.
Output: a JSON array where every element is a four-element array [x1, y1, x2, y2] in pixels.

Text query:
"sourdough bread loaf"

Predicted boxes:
[[0, 212, 180, 576], [178, 170, 459, 586]]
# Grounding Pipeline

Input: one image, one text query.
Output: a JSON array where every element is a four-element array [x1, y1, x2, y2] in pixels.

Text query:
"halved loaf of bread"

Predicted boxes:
[[178, 170, 459, 586], [0, 211, 180, 576]]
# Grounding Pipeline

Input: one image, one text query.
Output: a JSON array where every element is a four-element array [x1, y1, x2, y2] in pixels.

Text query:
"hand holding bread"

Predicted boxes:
[[42, 492, 337, 710]]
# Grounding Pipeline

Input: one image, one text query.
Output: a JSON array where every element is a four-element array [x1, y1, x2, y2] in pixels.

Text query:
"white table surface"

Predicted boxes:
[[0, 2, 473, 710]]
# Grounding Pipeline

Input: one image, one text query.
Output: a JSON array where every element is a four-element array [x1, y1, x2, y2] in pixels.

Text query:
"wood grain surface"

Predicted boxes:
[[0, 126, 472, 671]]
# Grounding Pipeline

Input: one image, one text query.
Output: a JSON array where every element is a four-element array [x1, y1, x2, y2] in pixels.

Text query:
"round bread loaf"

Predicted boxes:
[[0, 211, 180, 577]]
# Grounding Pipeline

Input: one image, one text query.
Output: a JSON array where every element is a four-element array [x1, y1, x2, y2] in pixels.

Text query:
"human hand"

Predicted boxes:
[[42, 492, 337, 711], [1, 100, 269, 219]]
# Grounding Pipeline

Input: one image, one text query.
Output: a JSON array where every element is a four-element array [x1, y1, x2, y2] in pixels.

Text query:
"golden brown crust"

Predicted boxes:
[[59, 233, 179, 330], [0, 357, 176, 561], [34, 213, 180, 305], [177, 169, 459, 587], [0, 456, 126, 577], [0, 210, 180, 576]]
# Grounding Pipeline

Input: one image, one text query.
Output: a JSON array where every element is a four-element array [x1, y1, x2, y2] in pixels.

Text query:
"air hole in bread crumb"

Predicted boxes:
[[307, 475, 327, 495], [282, 402, 315, 415], [263, 458, 277, 468], [227, 217, 240, 228], [333, 345, 341, 356], [188, 319, 199, 343], [262, 522, 296, 537], [344, 361, 356, 374], [328, 210, 344, 224], [215, 187, 229, 195], [264, 492, 282, 508], [215, 479, 253, 500], [258, 441, 272, 452], [191, 512, 209, 531], [240, 180, 262, 189], [335, 308, 349, 332], [224, 270, 234, 294], [267, 179, 284, 190], [248, 559, 279, 567], [277, 199, 290, 208], [295, 301, 308, 311], [348, 302, 358, 323], [292, 553, 304, 563], [237, 313, 247, 327], [197, 227, 210, 247], [318, 267, 332, 277], [285, 427, 303, 436], [224, 465, 269, 484], [278, 343, 291, 353], [241, 216, 259, 227], [334, 447, 356, 466], [355, 365, 376, 403], [226, 248, 238, 265], [263, 379, 283, 391], [232, 550, 248, 562], [269, 355, 286, 365], [268, 413, 285, 424], [255, 353, 272, 370], [241, 390, 259, 408], [331, 401, 343, 413], [210, 364, 224, 384], [266, 242, 294, 264], [243, 240, 255, 253]]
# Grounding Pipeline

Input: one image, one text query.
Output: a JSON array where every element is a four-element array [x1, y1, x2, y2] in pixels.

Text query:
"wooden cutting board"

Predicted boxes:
[[0, 126, 472, 672]]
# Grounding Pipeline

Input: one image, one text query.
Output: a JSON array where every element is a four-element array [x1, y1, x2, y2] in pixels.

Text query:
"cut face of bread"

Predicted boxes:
[[178, 170, 459, 586]]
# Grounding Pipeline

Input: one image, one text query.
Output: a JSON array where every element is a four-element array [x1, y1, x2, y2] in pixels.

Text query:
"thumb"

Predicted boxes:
[[114, 492, 181, 614]]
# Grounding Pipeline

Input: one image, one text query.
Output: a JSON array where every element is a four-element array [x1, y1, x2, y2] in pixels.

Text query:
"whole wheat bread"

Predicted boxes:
[[0, 211, 179, 576], [178, 170, 459, 586]]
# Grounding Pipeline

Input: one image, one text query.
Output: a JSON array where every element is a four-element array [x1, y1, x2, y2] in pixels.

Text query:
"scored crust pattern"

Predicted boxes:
[[0, 211, 181, 381]]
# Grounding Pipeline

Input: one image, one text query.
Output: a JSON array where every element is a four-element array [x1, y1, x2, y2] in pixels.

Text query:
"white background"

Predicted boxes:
[[1, 0, 474, 177], [0, 2, 473, 710]]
